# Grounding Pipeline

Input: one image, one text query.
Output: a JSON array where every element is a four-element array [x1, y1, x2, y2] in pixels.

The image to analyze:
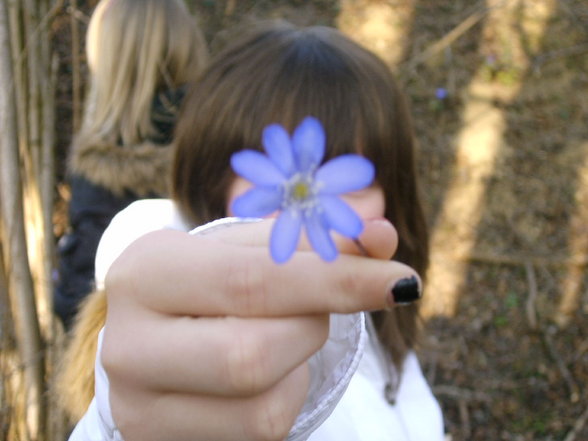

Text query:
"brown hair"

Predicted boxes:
[[172, 21, 429, 368]]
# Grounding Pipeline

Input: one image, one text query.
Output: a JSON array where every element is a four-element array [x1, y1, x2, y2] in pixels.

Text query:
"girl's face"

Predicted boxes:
[[226, 177, 385, 220]]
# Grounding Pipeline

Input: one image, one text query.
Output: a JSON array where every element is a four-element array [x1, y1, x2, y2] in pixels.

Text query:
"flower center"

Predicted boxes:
[[292, 182, 310, 201], [283, 173, 318, 213]]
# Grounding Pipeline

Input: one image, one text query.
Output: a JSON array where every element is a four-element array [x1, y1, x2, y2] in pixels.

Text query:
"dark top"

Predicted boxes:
[[54, 87, 185, 330]]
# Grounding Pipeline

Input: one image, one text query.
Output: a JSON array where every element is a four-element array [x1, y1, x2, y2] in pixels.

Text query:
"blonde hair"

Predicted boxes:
[[80, 0, 208, 146]]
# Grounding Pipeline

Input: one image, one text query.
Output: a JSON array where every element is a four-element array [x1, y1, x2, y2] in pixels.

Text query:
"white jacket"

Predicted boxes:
[[69, 199, 444, 441]]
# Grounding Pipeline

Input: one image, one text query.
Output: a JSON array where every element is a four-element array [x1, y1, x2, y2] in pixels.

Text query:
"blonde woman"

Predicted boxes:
[[54, 0, 208, 330]]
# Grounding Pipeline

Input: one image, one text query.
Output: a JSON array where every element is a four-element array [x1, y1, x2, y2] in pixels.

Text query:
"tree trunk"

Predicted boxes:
[[0, 0, 46, 438]]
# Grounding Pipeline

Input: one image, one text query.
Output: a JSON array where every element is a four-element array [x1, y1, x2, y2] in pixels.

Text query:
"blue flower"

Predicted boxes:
[[230, 116, 375, 263], [435, 87, 448, 100]]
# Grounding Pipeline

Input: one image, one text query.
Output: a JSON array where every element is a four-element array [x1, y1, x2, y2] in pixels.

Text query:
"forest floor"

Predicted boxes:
[[54, 1, 588, 440]]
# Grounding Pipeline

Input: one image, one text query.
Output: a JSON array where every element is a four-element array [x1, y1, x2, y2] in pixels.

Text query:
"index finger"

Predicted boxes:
[[105, 228, 421, 317], [191, 217, 399, 261]]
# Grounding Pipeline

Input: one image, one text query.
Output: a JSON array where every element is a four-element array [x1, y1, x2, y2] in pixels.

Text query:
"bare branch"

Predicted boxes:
[[563, 405, 588, 441], [524, 261, 538, 330]]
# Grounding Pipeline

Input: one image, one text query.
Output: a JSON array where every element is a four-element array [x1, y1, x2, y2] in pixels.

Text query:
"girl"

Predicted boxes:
[[53, 0, 208, 330], [65, 21, 444, 441]]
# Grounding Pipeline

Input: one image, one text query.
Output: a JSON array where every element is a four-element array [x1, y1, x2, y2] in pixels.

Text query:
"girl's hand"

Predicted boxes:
[[102, 219, 419, 441]]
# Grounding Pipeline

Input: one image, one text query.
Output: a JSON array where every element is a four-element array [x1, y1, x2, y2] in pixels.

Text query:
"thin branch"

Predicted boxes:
[[433, 385, 492, 402], [7, 0, 28, 150], [458, 399, 471, 439], [70, 0, 81, 132], [461, 252, 588, 268], [40, 10, 57, 242], [41, 0, 66, 29], [524, 261, 538, 330], [532, 42, 588, 72], [0, 241, 15, 345], [541, 328, 580, 404], [24, 0, 42, 172], [404, 7, 488, 70], [563, 405, 588, 441], [5, 0, 66, 91]]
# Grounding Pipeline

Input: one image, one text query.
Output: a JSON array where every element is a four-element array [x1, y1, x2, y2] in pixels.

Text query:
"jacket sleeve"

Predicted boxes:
[[67, 330, 124, 441], [287, 313, 366, 440]]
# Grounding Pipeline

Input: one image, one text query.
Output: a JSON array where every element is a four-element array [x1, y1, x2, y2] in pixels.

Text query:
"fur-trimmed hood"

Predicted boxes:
[[68, 137, 174, 197]]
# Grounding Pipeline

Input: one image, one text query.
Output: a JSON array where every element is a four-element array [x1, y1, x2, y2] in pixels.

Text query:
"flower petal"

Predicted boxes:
[[231, 187, 283, 218], [292, 117, 325, 172], [315, 155, 375, 195], [304, 210, 338, 262], [270, 209, 303, 263], [319, 195, 364, 238], [263, 124, 295, 177], [231, 150, 285, 186]]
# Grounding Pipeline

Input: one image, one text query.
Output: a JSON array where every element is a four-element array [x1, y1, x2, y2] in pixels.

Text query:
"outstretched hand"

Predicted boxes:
[[102, 218, 420, 441]]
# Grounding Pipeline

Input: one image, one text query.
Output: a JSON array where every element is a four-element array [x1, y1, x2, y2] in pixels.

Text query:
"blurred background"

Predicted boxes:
[[0, 0, 586, 440]]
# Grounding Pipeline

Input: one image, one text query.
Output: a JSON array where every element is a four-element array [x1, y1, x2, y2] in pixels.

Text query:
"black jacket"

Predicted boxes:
[[54, 88, 184, 329]]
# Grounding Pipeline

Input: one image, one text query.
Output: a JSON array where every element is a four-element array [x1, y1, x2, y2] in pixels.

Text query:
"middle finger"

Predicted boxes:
[[102, 312, 329, 396]]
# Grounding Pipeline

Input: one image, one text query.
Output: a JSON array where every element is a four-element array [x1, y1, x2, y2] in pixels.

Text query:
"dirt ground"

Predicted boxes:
[[54, 1, 588, 440]]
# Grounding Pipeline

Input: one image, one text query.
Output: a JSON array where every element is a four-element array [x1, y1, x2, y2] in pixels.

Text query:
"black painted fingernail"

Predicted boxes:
[[389, 275, 421, 307]]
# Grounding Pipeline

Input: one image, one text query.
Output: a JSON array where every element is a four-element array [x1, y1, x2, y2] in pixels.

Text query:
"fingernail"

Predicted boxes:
[[388, 275, 421, 307]]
